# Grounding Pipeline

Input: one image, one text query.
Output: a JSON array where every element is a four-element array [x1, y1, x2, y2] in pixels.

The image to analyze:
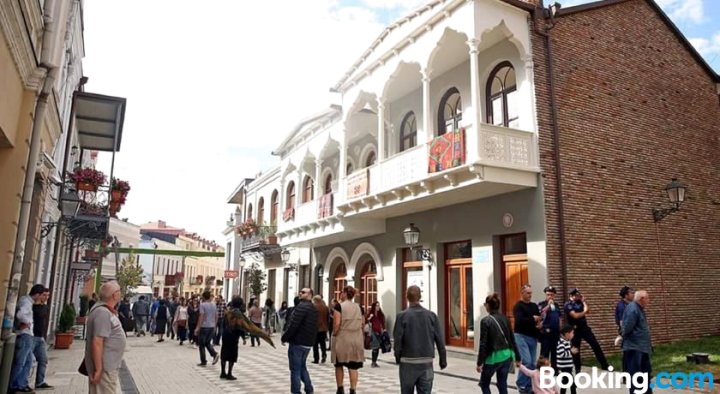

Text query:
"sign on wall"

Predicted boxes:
[[224, 270, 239, 279], [406, 269, 427, 308], [346, 169, 369, 199]]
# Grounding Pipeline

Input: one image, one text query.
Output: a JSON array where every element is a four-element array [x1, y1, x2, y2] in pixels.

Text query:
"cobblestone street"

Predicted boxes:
[[40, 334, 701, 393]]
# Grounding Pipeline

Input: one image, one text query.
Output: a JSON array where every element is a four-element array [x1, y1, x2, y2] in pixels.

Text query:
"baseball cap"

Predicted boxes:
[[543, 286, 557, 294], [569, 287, 581, 296], [619, 286, 634, 297], [29, 284, 48, 296]]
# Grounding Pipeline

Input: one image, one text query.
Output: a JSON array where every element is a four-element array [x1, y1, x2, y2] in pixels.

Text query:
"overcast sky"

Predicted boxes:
[[83, 0, 719, 243]]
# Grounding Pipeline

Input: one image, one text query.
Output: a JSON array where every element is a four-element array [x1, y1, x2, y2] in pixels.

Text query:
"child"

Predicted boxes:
[[517, 356, 559, 394], [557, 324, 578, 394]]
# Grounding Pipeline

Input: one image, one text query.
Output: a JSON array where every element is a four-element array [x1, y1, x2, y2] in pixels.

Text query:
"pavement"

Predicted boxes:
[[36, 334, 705, 394]]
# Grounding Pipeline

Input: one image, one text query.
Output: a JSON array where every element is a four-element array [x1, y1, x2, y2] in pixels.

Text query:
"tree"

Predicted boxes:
[[116, 252, 143, 298], [247, 262, 267, 298]]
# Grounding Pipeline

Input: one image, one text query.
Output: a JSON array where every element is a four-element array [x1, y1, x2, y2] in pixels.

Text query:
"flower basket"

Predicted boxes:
[[111, 190, 123, 201], [70, 167, 106, 191], [77, 181, 97, 192]]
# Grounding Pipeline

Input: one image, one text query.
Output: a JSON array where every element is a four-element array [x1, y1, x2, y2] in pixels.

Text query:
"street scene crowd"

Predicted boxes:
[[7, 278, 656, 394]]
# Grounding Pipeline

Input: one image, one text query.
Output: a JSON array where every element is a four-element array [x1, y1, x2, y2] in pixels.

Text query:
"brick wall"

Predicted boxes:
[[531, 0, 720, 351]]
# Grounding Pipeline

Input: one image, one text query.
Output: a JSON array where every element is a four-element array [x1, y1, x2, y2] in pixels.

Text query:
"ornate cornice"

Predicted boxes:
[[0, 0, 44, 90]]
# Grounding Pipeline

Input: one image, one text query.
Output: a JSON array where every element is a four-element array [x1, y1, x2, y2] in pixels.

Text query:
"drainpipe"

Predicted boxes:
[[534, 1, 569, 297], [1, 0, 62, 389]]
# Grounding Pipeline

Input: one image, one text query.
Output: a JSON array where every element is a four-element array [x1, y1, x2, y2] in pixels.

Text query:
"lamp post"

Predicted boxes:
[[652, 178, 687, 222], [281, 249, 291, 264], [402, 223, 432, 265]]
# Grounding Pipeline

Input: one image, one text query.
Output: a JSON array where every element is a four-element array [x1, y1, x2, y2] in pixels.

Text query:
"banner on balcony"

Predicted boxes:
[[164, 274, 176, 287], [346, 169, 369, 199], [428, 128, 466, 173], [318, 193, 333, 219]]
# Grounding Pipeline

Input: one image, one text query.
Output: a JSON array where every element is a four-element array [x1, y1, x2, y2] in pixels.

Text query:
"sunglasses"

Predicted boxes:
[[299, 290, 308, 295]]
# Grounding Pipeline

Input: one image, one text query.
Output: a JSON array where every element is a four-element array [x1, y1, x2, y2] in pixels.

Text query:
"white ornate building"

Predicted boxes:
[[226, 0, 547, 350]]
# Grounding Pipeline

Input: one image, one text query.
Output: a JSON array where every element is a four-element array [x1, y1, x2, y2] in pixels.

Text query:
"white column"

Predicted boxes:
[[315, 159, 324, 198], [466, 38, 481, 163], [296, 169, 303, 207], [377, 99, 386, 161], [338, 131, 347, 202], [278, 179, 286, 219], [421, 69, 432, 144]]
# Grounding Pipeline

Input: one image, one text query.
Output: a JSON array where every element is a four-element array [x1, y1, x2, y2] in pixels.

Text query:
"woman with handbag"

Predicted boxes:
[[365, 301, 386, 367], [476, 293, 521, 394], [174, 298, 189, 345], [331, 286, 364, 394]]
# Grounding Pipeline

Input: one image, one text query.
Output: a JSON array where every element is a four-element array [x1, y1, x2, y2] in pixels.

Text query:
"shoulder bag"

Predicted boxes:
[[78, 304, 114, 376]]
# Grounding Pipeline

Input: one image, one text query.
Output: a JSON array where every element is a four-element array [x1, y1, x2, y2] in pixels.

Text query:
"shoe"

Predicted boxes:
[[220, 372, 227, 379], [156, 339, 163, 343], [336, 387, 345, 394], [312, 360, 319, 364], [349, 390, 356, 394], [321, 356, 326, 363], [226, 375, 237, 381], [371, 362, 379, 367], [16, 387, 35, 393], [212, 353, 220, 365], [197, 362, 207, 367], [35, 383, 53, 390], [179, 341, 184, 345]]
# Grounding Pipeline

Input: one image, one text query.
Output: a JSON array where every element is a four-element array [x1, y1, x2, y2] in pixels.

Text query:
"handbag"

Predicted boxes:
[[380, 331, 392, 353], [489, 315, 516, 373], [363, 332, 372, 350], [363, 322, 371, 335]]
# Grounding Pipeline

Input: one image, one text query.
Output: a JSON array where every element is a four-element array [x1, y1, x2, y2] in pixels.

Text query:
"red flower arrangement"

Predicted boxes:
[[110, 178, 131, 204], [71, 167, 106, 191], [236, 219, 258, 236]]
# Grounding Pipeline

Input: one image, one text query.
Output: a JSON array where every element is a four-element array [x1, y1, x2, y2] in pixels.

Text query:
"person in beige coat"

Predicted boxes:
[[331, 286, 364, 394]]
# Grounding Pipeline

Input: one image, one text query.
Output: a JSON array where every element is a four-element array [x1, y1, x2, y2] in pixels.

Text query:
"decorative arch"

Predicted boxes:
[[326, 246, 351, 300], [343, 90, 379, 128], [438, 86, 462, 135], [426, 27, 471, 80], [321, 168, 335, 194], [257, 197, 265, 225], [359, 143, 377, 169], [270, 190, 279, 225], [349, 242, 384, 281], [345, 157, 357, 175]]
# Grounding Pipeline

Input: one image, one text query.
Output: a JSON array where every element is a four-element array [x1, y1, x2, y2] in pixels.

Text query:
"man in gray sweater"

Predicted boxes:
[[393, 285, 447, 394]]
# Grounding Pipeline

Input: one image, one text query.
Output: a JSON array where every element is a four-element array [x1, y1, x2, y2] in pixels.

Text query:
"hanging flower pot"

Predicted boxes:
[[111, 190, 123, 201], [70, 167, 106, 192], [77, 181, 98, 192]]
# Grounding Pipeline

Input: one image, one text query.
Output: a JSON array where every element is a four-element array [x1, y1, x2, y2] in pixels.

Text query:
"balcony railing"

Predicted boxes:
[[240, 225, 278, 252]]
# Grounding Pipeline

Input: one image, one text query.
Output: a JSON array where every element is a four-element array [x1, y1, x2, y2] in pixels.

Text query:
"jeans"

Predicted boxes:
[[135, 316, 147, 334], [571, 325, 609, 372], [198, 327, 217, 364], [312, 331, 327, 362], [288, 344, 313, 394], [623, 350, 653, 394], [479, 358, 512, 394], [250, 321, 261, 346], [22, 337, 48, 386], [515, 333, 538, 393], [399, 362, 434, 394], [10, 333, 34, 390], [214, 320, 224, 345]]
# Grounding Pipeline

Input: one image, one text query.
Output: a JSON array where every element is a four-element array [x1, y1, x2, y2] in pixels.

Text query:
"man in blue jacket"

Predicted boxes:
[[622, 290, 652, 394]]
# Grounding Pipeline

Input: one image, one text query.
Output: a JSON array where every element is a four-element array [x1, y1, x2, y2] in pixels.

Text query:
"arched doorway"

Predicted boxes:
[[358, 259, 377, 314], [333, 261, 347, 302]]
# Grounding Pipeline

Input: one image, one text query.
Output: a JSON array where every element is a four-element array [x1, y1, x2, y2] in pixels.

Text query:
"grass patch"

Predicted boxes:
[[584, 336, 720, 377]]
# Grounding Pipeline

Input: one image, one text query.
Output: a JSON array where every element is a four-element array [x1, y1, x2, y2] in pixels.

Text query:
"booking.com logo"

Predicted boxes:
[[539, 366, 715, 394]]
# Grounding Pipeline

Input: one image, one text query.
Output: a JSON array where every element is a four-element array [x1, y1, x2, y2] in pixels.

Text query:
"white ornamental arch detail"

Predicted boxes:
[[325, 246, 351, 284], [349, 242, 384, 282]]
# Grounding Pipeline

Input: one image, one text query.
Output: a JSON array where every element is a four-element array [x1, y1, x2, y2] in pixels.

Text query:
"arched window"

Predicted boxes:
[[257, 197, 265, 225], [400, 111, 417, 152], [270, 190, 278, 225], [365, 151, 376, 167], [333, 262, 347, 302], [438, 87, 462, 135], [246, 203, 253, 222], [486, 61, 518, 128], [358, 260, 377, 313], [346, 163, 353, 175], [286, 181, 295, 210], [302, 175, 314, 203], [324, 174, 333, 194]]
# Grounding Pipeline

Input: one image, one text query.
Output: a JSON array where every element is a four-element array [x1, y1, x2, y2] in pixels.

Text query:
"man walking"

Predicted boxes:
[[25, 288, 53, 390], [167, 296, 177, 340], [311, 295, 329, 364], [622, 290, 652, 394], [9, 284, 47, 394], [131, 295, 149, 336], [564, 288, 609, 372], [281, 288, 318, 394], [214, 295, 226, 345], [393, 285, 447, 394], [538, 285, 561, 368], [85, 281, 126, 394], [194, 290, 219, 366], [513, 284, 541, 394]]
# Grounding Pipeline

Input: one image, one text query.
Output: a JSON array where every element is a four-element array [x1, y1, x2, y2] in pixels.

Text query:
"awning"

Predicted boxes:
[[74, 92, 126, 152]]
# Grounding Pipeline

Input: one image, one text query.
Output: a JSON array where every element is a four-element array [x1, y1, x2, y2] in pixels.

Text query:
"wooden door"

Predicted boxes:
[[446, 260, 474, 348], [500, 233, 528, 329]]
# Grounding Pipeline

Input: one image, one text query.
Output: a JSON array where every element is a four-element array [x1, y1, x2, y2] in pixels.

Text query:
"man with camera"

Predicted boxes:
[[563, 288, 609, 372]]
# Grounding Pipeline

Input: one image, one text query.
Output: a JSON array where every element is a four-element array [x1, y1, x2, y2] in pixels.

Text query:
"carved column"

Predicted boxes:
[[421, 69, 432, 145], [315, 159, 324, 198], [466, 38, 481, 162], [377, 99, 386, 161]]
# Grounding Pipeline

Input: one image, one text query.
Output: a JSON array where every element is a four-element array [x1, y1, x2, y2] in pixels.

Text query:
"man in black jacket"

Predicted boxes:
[[281, 288, 318, 394], [513, 284, 541, 394]]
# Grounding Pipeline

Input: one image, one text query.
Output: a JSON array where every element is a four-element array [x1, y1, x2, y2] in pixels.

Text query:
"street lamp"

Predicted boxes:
[[60, 190, 81, 217], [402, 223, 432, 265], [281, 249, 291, 264], [652, 178, 687, 222]]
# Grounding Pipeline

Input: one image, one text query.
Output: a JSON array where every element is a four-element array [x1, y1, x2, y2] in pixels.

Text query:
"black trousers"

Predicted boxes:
[[312, 331, 327, 362], [540, 328, 559, 368], [571, 325, 609, 372], [558, 367, 577, 394]]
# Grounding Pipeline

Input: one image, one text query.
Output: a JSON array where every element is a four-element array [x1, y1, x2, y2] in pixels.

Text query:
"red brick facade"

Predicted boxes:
[[530, 0, 720, 350]]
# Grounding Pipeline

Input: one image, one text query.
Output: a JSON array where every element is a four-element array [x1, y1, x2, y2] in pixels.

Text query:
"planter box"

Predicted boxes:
[[54, 332, 74, 349]]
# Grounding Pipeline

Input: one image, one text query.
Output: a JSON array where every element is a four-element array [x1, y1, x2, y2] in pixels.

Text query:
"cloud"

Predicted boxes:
[[656, 0, 705, 24], [690, 31, 720, 56]]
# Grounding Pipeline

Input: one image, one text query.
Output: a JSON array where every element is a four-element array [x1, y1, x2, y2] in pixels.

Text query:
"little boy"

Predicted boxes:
[[557, 324, 578, 394]]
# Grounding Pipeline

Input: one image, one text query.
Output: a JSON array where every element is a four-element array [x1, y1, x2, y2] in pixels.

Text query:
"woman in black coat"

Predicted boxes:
[[220, 296, 245, 380], [187, 299, 200, 346], [154, 299, 169, 342]]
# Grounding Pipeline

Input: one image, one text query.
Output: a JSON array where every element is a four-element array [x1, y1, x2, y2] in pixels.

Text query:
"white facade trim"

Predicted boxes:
[[349, 242, 384, 282]]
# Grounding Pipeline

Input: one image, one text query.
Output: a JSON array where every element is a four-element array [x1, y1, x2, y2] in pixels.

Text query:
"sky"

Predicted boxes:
[[83, 0, 719, 244]]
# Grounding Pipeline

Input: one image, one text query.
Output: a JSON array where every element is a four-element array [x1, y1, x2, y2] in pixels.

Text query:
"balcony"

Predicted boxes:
[[239, 226, 281, 256], [337, 124, 539, 218]]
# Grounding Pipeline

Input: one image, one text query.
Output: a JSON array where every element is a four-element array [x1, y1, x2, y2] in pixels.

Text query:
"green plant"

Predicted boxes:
[[247, 262, 267, 297], [116, 252, 143, 297], [258, 225, 277, 238], [57, 303, 77, 332]]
